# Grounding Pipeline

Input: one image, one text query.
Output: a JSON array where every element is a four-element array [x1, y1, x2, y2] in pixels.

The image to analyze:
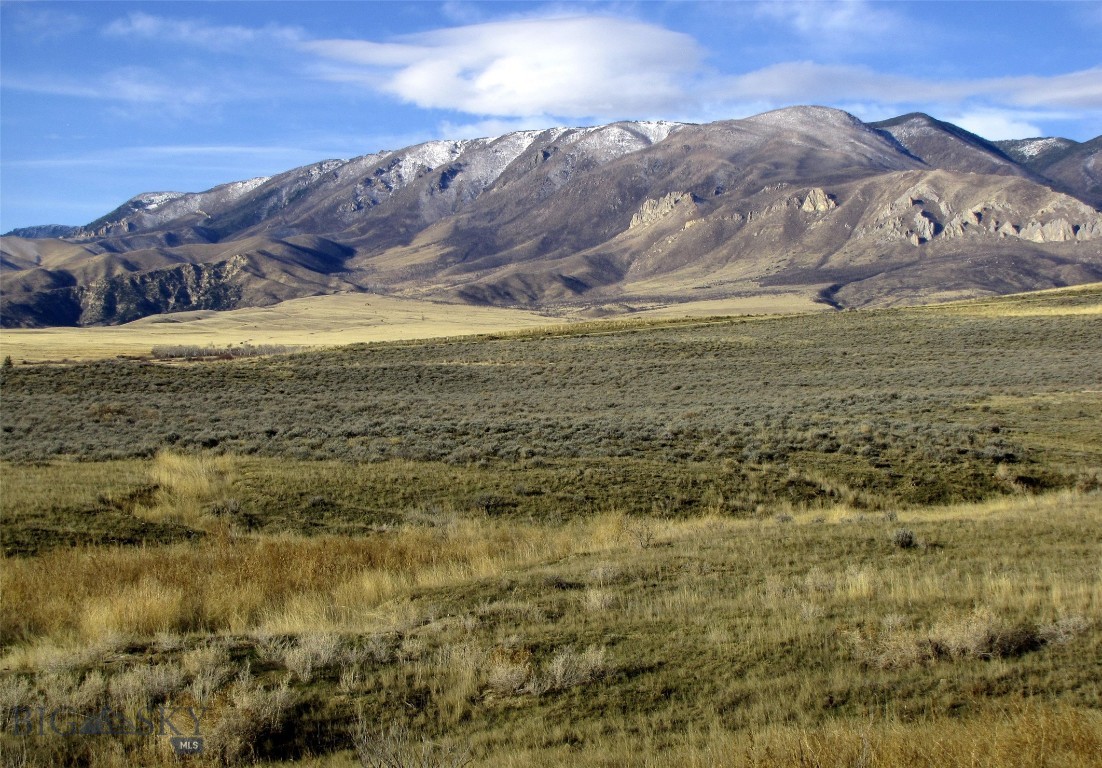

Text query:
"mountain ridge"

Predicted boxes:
[[3, 106, 1100, 328]]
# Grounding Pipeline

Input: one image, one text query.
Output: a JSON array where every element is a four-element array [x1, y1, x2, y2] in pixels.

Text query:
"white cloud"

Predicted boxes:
[[103, 12, 302, 51], [719, 62, 1102, 114], [301, 16, 702, 119], [11, 7, 86, 40], [753, 0, 904, 42], [945, 110, 1044, 141], [996, 69, 1102, 109], [3, 68, 212, 108]]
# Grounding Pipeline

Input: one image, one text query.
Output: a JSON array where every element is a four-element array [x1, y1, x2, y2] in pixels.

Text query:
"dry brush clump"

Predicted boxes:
[[850, 608, 1093, 670], [150, 343, 298, 360], [260, 632, 343, 683], [204, 665, 297, 765], [436, 640, 610, 701], [353, 717, 472, 768], [107, 663, 184, 710]]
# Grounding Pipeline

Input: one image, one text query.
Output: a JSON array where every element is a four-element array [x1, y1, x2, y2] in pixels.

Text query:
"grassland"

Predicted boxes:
[[0, 285, 1100, 766], [0, 291, 823, 363], [0, 294, 562, 363]]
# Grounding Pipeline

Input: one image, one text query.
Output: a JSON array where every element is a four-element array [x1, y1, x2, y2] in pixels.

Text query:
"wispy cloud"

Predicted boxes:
[[752, 0, 907, 47], [996, 69, 1102, 109], [6, 144, 329, 172], [8, 6, 87, 41], [719, 62, 1102, 114], [8, 9, 1098, 142], [3, 68, 213, 108], [103, 12, 302, 51], [755, 0, 900, 35], [301, 16, 702, 119]]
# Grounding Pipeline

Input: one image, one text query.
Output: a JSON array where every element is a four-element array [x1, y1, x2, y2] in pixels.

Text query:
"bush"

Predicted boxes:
[[353, 718, 471, 768], [891, 528, 917, 549]]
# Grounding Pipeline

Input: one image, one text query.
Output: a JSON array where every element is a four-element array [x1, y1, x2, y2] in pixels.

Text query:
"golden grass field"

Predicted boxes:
[[5, 282, 1097, 364], [1, 453, 1099, 767], [0, 294, 560, 363], [0, 291, 826, 363]]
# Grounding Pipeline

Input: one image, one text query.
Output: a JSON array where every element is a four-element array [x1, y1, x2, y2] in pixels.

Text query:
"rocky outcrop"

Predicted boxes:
[[78, 256, 250, 325], [909, 211, 939, 245], [630, 192, 696, 230], [856, 177, 1102, 248], [1021, 219, 1067, 243], [801, 188, 836, 212], [856, 186, 945, 245]]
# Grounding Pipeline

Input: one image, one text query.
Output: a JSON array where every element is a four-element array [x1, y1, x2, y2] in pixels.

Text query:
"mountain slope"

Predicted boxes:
[[871, 113, 1029, 177], [997, 136, 1102, 208], [2, 107, 1101, 327]]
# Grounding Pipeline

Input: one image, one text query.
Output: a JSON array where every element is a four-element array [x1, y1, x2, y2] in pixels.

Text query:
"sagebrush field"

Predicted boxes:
[[1, 285, 1100, 767]]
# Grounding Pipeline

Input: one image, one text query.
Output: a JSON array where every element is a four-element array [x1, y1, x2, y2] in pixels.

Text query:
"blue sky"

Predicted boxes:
[[2, 1, 1100, 232]]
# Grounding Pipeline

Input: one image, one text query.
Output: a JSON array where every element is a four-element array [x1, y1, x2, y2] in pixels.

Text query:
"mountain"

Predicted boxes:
[[3, 106, 1101, 327], [996, 136, 1102, 208], [2, 225, 81, 240], [871, 113, 1029, 178]]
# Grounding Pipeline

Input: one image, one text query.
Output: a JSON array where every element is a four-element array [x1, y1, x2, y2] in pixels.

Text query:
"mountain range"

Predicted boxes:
[[2, 106, 1101, 327]]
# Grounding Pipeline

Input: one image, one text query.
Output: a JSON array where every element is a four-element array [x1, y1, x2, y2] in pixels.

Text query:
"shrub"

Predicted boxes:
[[528, 646, 608, 695], [280, 633, 342, 683], [207, 666, 296, 765], [891, 528, 917, 549], [107, 663, 184, 709], [353, 718, 471, 768]]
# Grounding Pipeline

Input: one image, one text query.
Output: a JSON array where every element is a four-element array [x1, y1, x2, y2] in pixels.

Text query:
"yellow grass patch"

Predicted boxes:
[[0, 293, 563, 362]]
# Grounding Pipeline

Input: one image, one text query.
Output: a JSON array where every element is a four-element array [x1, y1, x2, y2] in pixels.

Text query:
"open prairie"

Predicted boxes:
[[1, 285, 1100, 767], [0, 294, 562, 363], [0, 291, 826, 363]]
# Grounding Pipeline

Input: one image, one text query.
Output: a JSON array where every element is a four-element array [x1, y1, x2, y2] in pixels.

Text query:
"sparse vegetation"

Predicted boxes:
[[150, 343, 299, 360], [1, 288, 1100, 766]]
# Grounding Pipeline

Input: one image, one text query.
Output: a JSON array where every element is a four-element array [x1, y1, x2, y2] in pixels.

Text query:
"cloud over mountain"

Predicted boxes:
[[3, 3, 1099, 234], [301, 16, 703, 119]]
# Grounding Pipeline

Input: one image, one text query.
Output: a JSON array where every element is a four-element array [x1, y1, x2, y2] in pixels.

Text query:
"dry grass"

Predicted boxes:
[[0, 512, 625, 650], [0, 287, 832, 364], [1, 476, 1098, 766], [0, 293, 562, 362], [519, 704, 1102, 768], [0, 459, 149, 518], [135, 450, 236, 528], [3, 287, 1100, 767], [937, 282, 1102, 318]]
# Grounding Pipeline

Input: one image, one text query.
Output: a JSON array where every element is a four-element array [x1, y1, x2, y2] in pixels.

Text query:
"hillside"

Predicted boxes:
[[2, 106, 1101, 327]]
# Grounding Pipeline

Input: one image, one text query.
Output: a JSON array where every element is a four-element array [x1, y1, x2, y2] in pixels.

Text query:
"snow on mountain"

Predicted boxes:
[[744, 105, 866, 133]]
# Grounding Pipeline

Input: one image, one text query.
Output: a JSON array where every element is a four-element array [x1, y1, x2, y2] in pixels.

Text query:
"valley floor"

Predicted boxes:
[[0, 285, 1099, 766], [0, 291, 824, 363]]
